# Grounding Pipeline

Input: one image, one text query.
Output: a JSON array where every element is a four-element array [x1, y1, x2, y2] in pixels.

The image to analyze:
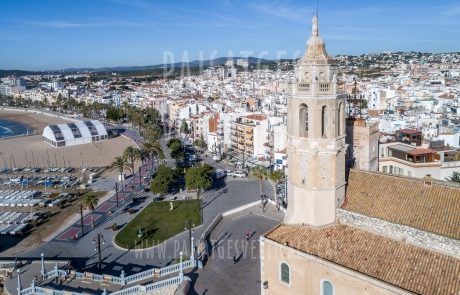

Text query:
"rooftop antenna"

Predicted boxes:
[[317, 0, 319, 16]]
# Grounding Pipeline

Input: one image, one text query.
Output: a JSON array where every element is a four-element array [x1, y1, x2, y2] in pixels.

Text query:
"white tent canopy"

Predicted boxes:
[[43, 120, 108, 148]]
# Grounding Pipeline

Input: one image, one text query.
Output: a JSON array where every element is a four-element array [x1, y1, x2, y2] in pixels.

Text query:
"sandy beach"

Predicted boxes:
[[0, 109, 140, 178], [0, 109, 72, 133]]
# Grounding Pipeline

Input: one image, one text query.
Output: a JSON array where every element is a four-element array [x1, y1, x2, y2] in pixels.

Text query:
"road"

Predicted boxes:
[[6, 127, 283, 295]]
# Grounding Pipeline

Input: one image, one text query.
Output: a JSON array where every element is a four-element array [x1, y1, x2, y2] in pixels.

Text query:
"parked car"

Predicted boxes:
[[212, 169, 226, 180], [233, 171, 247, 178], [224, 170, 234, 176], [174, 177, 186, 183], [212, 154, 221, 161]]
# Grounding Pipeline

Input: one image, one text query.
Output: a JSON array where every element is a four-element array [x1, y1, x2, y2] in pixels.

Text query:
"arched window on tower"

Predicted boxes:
[[299, 104, 308, 137], [321, 106, 327, 138], [338, 103, 342, 136]]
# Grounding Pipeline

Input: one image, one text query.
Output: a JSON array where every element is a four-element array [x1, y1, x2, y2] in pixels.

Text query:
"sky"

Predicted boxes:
[[0, 0, 459, 71]]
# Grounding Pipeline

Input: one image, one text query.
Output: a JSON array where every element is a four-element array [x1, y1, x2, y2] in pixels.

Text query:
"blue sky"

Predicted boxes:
[[1, 0, 459, 71]]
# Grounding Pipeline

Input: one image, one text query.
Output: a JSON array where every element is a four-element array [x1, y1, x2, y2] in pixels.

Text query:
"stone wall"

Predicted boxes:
[[337, 209, 460, 257]]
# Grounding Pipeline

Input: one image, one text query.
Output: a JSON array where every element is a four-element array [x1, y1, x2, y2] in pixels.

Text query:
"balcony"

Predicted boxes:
[[234, 121, 256, 127]]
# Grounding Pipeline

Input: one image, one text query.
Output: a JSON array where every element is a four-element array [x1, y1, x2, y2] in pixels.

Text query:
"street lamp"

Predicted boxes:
[[184, 219, 195, 255], [92, 233, 105, 272]]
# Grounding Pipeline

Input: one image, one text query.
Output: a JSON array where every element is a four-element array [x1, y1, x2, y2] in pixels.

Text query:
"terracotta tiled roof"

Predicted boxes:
[[344, 170, 460, 239], [405, 148, 435, 155], [266, 224, 460, 295], [242, 114, 267, 121]]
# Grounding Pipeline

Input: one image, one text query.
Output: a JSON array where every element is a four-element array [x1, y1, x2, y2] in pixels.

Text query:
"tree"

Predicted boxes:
[[446, 172, 460, 183], [250, 165, 268, 199], [109, 155, 131, 203], [169, 140, 184, 159], [185, 166, 212, 222], [193, 139, 203, 147], [82, 194, 99, 228], [106, 108, 121, 122], [143, 140, 162, 169], [180, 118, 189, 134], [267, 170, 284, 212], [123, 146, 140, 176], [150, 164, 174, 196]]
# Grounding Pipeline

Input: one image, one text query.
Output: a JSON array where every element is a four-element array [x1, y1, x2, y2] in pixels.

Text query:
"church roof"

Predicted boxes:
[[300, 14, 333, 63], [265, 224, 460, 295], [343, 170, 460, 239]]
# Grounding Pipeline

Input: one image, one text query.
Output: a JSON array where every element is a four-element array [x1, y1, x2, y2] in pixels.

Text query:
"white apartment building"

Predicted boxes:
[[0, 78, 26, 96]]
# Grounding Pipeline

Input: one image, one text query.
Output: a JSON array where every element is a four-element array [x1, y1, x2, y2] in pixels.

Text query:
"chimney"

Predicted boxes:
[[423, 174, 433, 187]]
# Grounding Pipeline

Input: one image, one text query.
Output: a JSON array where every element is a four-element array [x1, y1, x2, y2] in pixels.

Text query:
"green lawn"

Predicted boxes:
[[114, 199, 201, 249]]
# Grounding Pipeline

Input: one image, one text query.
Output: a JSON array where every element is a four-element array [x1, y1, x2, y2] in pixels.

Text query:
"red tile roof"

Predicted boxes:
[[344, 170, 460, 239], [405, 148, 435, 155], [266, 224, 460, 295], [242, 114, 267, 121]]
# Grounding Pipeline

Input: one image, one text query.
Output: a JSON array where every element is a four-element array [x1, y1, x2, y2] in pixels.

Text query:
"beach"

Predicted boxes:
[[0, 109, 139, 178], [0, 109, 72, 134]]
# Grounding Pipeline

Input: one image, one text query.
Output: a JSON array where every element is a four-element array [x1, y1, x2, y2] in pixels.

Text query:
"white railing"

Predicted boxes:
[[21, 287, 87, 295], [111, 276, 123, 284], [109, 285, 141, 295], [158, 263, 180, 277], [92, 274, 104, 282], [124, 268, 154, 284], [75, 272, 85, 279], [145, 276, 182, 292]]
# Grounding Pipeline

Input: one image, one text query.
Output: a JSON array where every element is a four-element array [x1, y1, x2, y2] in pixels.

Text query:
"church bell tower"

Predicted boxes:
[[284, 14, 347, 227]]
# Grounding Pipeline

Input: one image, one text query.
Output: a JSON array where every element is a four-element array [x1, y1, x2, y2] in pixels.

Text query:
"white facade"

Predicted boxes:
[[43, 120, 108, 148]]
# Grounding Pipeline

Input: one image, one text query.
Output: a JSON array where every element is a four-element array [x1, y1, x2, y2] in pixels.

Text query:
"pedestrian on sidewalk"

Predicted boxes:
[[233, 255, 236, 264], [246, 232, 249, 241]]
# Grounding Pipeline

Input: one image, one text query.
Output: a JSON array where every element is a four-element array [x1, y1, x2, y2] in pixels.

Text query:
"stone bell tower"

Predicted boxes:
[[284, 14, 348, 227]]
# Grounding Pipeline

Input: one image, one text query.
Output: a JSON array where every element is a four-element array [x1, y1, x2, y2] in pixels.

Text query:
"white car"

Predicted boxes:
[[233, 171, 247, 178], [224, 170, 234, 176]]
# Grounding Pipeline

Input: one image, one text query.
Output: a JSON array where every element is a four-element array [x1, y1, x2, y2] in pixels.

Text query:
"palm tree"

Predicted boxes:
[[267, 170, 284, 212], [82, 194, 99, 228], [142, 140, 161, 171], [136, 148, 150, 172], [250, 165, 268, 199], [123, 146, 140, 177], [109, 155, 131, 203]]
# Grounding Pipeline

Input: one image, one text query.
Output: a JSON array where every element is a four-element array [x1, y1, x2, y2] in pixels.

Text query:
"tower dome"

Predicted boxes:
[[300, 14, 333, 63]]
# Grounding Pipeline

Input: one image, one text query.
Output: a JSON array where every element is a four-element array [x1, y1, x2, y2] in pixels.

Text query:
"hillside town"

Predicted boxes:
[[1, 51, 460, 184]]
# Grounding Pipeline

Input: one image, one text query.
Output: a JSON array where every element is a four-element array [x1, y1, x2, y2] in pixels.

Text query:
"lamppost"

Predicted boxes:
[[80, 205, 84, 236], [115, 182, 119, 208], [93, 234, 105, 272], [184, 219, 195, 255]]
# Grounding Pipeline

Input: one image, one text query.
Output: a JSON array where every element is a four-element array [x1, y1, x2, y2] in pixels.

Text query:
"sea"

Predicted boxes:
[[0, 118, 30, 138]]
